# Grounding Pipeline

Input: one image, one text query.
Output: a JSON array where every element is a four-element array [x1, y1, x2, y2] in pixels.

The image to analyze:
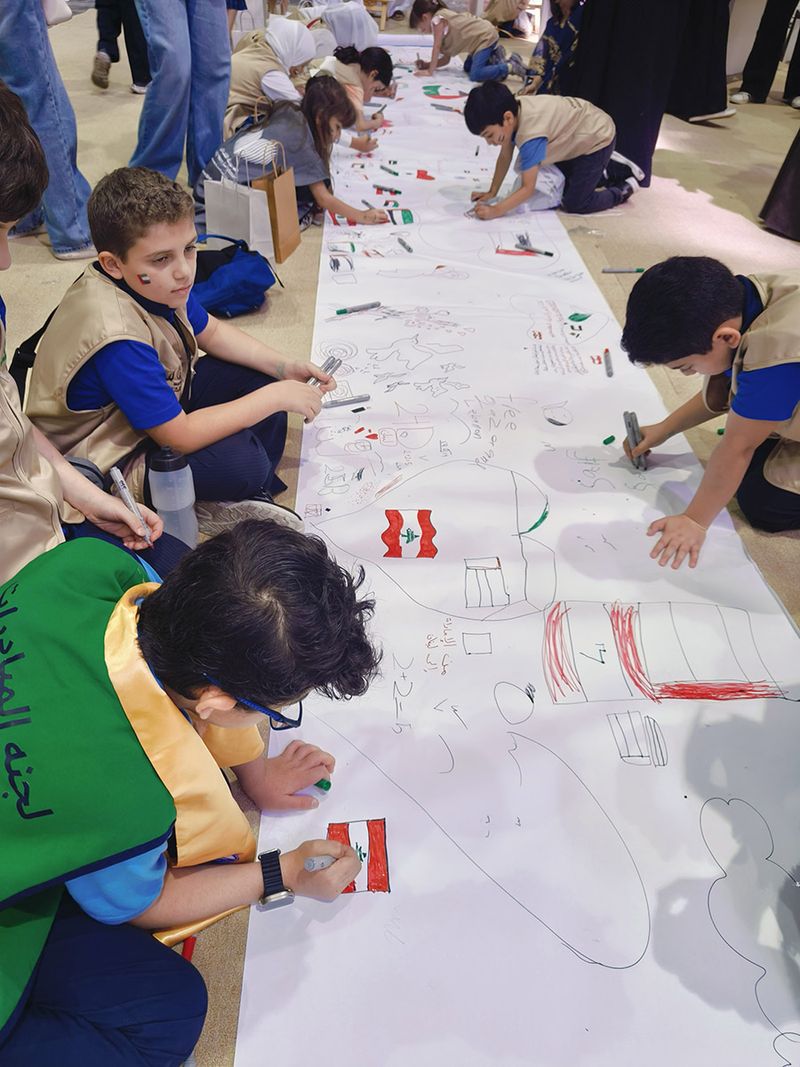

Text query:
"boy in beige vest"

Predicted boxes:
[[464, 80, 636, 216], [26, 167, 336, 536], [410, 0, 527, 83], [0, 80, 175, 583], [621, 256, 800, 569]]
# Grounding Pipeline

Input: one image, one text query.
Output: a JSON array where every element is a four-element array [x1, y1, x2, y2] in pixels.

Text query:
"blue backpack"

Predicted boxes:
[[193, 233, 282, 318]]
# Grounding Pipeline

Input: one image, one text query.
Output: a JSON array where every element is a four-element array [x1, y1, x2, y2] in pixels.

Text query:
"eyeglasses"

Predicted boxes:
[[203, 674, 303, 730]]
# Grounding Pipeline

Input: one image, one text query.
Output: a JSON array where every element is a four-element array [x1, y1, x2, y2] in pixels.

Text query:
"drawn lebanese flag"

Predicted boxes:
[[381, 509, 437, 559], [327, 819, 390, 893]]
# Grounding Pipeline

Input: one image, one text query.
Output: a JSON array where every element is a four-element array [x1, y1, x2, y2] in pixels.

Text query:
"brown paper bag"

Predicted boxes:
[[251, 144, 300, 264]]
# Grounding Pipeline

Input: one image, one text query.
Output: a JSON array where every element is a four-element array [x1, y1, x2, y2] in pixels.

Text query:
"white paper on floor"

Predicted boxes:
[[235, 52, 800, 1067]]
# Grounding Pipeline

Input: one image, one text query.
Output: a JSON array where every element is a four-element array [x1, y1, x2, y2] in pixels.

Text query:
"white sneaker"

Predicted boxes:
[[791, 96, 800, 109], [609, 150, 645, 182], [688, 107, 736, 123], [730, 91, 752, 104], [130, 83, 149, 95], [91, 51, 111, 89], [53, 244, 97, 261], [195, 497, 304, 538]]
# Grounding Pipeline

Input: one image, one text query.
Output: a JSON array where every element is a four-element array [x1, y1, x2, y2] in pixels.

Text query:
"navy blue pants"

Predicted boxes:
[[64, 519, 190, 575], [736, 439, 800, 532], [558, 138, 625, 214], [148, 355, 288, 503], [0, 897, 207, 1067]]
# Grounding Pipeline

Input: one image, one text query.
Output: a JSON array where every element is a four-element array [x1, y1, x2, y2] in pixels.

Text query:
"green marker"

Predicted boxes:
[[717, 427, 725, 435], [603, 435, 615, 445], [314, 778, 331, 791], [380, 164, 399, 176]]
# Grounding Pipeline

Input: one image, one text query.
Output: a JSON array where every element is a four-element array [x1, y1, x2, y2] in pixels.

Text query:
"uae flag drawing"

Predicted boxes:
[[381, 509, 437, 559], [327, 819, 390, 893]]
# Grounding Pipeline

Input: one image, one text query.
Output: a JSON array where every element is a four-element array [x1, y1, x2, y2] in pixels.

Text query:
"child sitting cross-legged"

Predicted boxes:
[[25, 166, 336, 535]]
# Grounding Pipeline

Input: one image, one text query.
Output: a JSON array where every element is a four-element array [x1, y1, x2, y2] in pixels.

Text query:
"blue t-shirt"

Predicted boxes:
[[66, 842, 168, 924], [726, 276, 800, 422], [514, 134, 548, 172], [67, 276, 209, 431]]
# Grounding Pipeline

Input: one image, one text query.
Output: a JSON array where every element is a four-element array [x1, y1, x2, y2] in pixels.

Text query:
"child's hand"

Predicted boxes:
[[622, 420, 669, 462], [269, 381, 325, 422], [414, 68, 432, 77], [471, 189, 493, 202], [646, 513, 707, 570], [361, 208, 389, 224], [368, 114, 384, 129], [474, 202, 500, 220], [280, 839, 362, 901], [284, 360, 337, 394], [260, 741, 335, 811], [520, 74, 542, 96], [350, 134, 378, 152], [414, 57, 428, 70]]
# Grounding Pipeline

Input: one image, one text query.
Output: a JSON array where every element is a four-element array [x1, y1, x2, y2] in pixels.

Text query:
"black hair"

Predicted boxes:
[[137, 519, 382, 708], [0, 80, 48, 223], [464, 81, 519, 136], [409, 0, 446, 29], [333, 45, 393, 88], [620, 257, 744, 366]]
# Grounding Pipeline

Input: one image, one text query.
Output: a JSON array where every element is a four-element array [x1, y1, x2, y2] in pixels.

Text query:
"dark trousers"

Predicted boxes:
[[64, 519, 191, 575], [740, 0, 800, 102], [736, 439, 800, 533], [96, 0, 151, 87], [159, 355, 288, 503], [557, 139, 624, 213], [0, 896, 207, 1067]]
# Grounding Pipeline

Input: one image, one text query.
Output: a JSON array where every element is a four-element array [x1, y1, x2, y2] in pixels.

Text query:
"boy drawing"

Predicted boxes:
[[463, 81, 637, 216], [621, 257, 800, 569], [25, 167, 335, 534], [0, 520, 381, 1064]]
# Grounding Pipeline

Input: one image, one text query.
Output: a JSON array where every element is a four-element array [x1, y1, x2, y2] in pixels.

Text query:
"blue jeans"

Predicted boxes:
[[0, 0, 92, 254], [0, 895, 206, 1067], [131, 0, 231, 186], [467, 45, 509, 83]]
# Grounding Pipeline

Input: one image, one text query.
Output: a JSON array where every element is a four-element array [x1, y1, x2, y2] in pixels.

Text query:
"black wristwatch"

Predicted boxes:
[[256, 849, 295, 912]]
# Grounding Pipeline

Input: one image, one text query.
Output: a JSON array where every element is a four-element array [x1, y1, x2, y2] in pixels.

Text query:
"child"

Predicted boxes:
[[463, 80, 635, 216], [621, 257, 800, 570], [523, 0, 583, 96], [0, 80, 182, 582], [0, 520, 381, 1064], [198, 76, 389, 228], [225, 18, 316, 138], [410, 0, 527, 83], [318, 45, 394, 133], [25, 166, 337, 534], [483, 0, 528, 38]]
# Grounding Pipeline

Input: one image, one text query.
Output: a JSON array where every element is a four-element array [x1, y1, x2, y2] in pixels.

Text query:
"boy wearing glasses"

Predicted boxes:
[[0, 520, 381, 1066]]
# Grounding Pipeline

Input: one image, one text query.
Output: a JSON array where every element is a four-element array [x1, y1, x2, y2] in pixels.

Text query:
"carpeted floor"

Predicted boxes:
[[5, 12, 800, 1065]]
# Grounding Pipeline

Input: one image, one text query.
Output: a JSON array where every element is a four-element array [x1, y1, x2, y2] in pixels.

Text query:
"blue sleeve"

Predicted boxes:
[[731, 364, 800, 421], [65, 844, 168, 924], [67, 340, 183, 430], [186, 290, 209, 335], [517, 136, 548, 171]]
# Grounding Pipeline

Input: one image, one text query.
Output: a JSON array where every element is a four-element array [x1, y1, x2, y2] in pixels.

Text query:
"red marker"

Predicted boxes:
[[181, 935, 197, 962]]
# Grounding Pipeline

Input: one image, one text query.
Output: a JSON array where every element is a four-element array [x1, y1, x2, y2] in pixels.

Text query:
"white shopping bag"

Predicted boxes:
[[203, 176, 275, 260]]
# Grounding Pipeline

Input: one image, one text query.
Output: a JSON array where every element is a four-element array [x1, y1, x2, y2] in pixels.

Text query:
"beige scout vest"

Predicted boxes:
[[515, 94, 615, 166], [225, 31, 286, 139], [0, 318, 82, 582], [25, 265, 198, 481], [483, 0, 520, 26], [436, 10, 498, 60], [702, 272, 800, 495]]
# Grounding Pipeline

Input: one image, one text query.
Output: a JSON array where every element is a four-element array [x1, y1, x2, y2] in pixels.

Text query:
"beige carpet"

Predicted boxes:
[[5, 14, 800, 1065]]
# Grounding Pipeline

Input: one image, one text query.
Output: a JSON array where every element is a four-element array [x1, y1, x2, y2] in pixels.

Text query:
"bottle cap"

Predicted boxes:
[[149, 446, 189, 472]]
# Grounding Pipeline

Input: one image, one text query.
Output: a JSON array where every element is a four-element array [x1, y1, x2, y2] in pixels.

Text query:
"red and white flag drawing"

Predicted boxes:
[[327, 818, 390, 893], [381, 509, 437, 559]]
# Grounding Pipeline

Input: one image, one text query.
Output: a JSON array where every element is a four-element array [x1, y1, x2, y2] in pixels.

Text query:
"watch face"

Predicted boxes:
[[257, 890, 295, 912]]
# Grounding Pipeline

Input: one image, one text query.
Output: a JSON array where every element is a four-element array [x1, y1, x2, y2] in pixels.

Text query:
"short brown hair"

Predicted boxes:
[[88, 167, 194, 259], [0, 80, 49, 223]]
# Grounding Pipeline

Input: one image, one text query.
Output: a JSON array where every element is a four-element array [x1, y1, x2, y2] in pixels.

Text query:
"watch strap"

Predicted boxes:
[[258, 849, 286, 898]]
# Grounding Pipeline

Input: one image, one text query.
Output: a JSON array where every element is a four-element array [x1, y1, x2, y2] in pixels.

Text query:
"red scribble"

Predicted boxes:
[[543, 602, 583, 702], [416, 169, 435, 180], [366, 433, 379, 440], [417, 509, 437, 558], [381, 509, 404, 557], [608, 602, 657, 701], [495, 248, 535, 257], [367, 819, 390, 892], [355, 426, 365, 433], [654, 680, 783, 701], [326, 821, 355, 892]]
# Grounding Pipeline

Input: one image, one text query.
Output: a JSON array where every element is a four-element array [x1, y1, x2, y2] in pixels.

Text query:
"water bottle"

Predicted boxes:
[[148, 447, 199, 548]]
